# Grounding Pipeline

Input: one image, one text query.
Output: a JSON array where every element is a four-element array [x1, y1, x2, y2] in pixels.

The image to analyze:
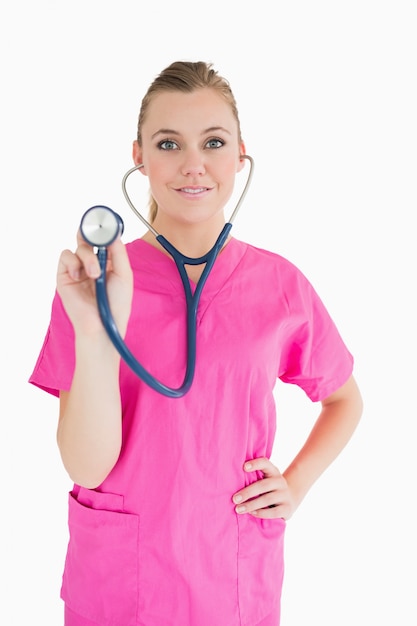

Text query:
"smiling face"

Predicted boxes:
[[133, 88, 245, 235]]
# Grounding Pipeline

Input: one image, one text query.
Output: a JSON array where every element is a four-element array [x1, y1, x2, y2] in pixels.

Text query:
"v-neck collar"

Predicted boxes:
[[127, 237, 247, 299]]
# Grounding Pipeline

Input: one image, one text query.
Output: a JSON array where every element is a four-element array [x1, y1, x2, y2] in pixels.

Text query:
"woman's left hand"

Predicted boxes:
[[232, 457, 295, 520]]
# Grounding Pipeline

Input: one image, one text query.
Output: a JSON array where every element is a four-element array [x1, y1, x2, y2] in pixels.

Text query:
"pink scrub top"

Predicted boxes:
[[29, 238, 354, 626]]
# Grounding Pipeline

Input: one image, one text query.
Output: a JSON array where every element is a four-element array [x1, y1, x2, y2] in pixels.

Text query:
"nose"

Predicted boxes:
[[180, 149, 206, 177]]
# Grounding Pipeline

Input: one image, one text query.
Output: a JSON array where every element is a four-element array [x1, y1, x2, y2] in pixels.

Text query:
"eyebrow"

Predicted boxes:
[[151, 126, 232, 140]]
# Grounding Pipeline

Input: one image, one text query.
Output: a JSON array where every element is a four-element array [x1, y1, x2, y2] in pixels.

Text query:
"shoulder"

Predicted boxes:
[[232, 238, 310, 284], [125, 238, 149, 259], [124, 238, 164, 272], [231, 239, 326, 315]]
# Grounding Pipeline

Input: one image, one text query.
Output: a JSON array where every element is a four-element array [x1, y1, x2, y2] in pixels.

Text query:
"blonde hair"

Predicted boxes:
[[136, 61, 243, 223]]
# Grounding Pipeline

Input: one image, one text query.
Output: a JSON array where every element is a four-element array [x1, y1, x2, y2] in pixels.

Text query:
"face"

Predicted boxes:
[[133, 88, 245, 230]]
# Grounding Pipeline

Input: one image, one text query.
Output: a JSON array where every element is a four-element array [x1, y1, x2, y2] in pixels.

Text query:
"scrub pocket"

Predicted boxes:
[[237, 514, 285, 626], [61, 489, 140, 626]]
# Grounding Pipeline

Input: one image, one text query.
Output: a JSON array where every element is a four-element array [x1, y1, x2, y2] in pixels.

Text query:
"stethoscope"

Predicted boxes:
[[79, 154, 254, 398]]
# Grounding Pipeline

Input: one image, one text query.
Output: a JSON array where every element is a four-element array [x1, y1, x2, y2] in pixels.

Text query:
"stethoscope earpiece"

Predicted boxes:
[[80, 205, 124, 247]]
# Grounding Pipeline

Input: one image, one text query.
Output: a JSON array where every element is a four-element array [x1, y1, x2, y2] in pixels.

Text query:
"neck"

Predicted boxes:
[[142, 215, 228, 259]]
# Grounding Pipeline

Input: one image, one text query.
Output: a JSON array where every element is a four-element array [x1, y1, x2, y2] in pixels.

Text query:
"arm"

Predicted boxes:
[[57, 338, 123, 489], [56, 231, 133, 488], [232, 374, 363, 518]]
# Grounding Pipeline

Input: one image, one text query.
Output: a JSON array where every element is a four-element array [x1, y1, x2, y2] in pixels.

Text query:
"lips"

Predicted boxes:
[[179, 187, 210, 194]]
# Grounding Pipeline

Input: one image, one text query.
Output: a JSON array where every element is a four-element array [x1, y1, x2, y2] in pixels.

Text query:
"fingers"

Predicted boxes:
[[105, 235, 132, 280], [74, 230, 101, 279], [232, 457, 288, 519], [57, 248, 99, 284], [56, 226, 132, 336], [57, 249, 83, 283], [242, 457, 281, 478], [75, 228, 131, 281], [59, 229, 128, 285]]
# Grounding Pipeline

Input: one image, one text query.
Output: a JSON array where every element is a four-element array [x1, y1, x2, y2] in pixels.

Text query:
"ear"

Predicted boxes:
[[132, 140, 147, 175], [237, 141, 246, 172]]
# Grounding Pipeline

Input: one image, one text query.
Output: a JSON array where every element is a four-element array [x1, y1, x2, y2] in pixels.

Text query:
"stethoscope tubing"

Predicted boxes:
[[80, 155, 254, 397], [95, 222, 232, 398]]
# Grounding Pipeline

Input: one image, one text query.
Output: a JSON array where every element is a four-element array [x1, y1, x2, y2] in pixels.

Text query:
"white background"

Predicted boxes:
[[1, 1, 416, 624]]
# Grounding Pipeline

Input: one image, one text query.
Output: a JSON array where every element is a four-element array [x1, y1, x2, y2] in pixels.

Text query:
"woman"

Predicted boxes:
[[30, 61, 363, 626]]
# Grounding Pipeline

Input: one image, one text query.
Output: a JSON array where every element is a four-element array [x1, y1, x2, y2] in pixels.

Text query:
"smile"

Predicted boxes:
[[179, 187, 210, 194]]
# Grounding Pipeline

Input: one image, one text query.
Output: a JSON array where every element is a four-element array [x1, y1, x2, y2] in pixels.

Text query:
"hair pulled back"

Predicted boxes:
[[136, 61, 242, 223]]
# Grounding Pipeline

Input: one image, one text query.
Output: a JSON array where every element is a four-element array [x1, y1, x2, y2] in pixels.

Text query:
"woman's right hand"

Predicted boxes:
[[57, 229, 133, 337]]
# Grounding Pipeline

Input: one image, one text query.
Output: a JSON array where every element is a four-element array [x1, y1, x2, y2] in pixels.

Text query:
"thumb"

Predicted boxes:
[[107, 236, 132, 279]]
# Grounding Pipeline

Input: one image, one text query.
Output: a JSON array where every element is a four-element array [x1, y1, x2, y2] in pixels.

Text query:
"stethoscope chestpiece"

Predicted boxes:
[[80, 205, 124, 247]]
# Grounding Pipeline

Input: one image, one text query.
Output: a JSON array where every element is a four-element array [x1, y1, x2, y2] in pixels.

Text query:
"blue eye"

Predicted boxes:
[[159, 140, 179, 150], [205, 138, 224, 149]]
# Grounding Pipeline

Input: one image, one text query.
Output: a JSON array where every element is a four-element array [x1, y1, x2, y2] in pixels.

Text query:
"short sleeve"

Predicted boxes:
[[277, 268, 354, 402], [28, 291, 75, 397]]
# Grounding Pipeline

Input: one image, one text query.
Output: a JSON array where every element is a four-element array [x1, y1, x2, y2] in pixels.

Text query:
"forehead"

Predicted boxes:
[[142, 88, 238, 135]]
